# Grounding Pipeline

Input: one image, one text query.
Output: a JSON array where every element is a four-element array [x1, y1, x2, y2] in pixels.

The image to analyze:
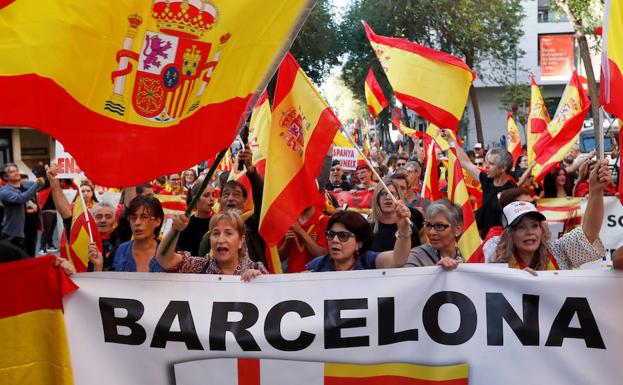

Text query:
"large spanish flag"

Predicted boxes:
[[363, 21, 475, 130], [448, 148, 482, 262], [0, 256, 78, 385], [532, 71, 590, 182], [364, 68, 389, 118], [0, 0, 315, 187], [526, 74, 551, 165], [506, 112, 522, 165], [601, 0, 623, 119], [259, 53, 341, 246], [68, 196, 103, 272]]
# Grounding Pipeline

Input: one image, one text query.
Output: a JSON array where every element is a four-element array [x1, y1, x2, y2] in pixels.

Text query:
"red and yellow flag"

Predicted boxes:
[[259, 53, 341, 249], [0, 256, 78, 385], [526, 74, 551, 165], [448, 148, 482, 262], [324, 362, 468, 385], [0, 0, 315, 187], [601, 0, 623, 119], [506, 112, 522, 165], [364, 68, 389, 118], [363, 21, 475, 131], [532, 71, 590, 181], [421, 141, 442, 202], [68, 196, 103, 272]]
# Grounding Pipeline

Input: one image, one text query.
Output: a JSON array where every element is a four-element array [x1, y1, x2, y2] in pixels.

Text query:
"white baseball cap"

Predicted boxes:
[[502, 201, 546, 228], [474, 143, 483, 149]]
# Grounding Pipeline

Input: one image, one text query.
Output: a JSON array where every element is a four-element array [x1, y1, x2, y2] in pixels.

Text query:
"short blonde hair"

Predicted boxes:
[[208, 210, 247, 259]]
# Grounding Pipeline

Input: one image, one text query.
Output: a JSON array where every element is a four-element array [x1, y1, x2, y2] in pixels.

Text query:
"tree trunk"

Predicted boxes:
[[469, 86, 484, 144], [577, 34, 602, 156]]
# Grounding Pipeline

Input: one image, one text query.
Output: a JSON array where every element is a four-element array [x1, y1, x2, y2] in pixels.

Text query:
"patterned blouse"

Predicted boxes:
[[166, 251, 268, 275]]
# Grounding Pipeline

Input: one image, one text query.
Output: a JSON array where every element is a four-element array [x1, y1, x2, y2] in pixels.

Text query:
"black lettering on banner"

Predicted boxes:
[[378, 297, 418, 345], [150, 301, 203, 350], [486, 293, 539, 346], [606, 214, 616, 227], [324, 299, 370, 349], [99, 297, 146, 345], [545, 297, 606, 349], [209, 302, 261, 351], [423, 291, 477, 345], [264, 300, 316, 351]]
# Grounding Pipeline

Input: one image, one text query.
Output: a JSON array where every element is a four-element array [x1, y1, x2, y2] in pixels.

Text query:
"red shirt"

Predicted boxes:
[[284, 212, 329, 273]]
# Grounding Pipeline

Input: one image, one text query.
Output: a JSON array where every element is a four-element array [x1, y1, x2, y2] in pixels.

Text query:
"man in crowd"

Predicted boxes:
[[352, 162, 377, 191], [0, 163, 44, 253], [447, 133, 516, 237], [325, 160, 351, 192]]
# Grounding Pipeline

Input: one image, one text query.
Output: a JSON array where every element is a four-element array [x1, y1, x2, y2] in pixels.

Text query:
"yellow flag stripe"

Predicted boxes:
[[0, 309, 73, 385], [324, 362, 468, 381]]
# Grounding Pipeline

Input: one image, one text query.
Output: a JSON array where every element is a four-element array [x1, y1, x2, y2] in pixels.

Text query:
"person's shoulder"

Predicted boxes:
[[306, 254, 331, 271]]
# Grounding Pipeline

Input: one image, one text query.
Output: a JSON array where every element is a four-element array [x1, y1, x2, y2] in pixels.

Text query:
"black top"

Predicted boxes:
[[370, 207, 424, 252], [475, 172, 516, 236], [325, 180, 352, 192], [177, 215, 211, 256]]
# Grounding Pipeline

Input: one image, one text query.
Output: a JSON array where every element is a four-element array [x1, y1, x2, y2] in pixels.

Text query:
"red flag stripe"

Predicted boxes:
[[237, 358, 261, 385], [325, 375, 467, 385], [363, 22, 475, 79], [0, 256, 78, 318], [271, 53, 300, 109], [0, 74, 250, 187], [395, 92, 460, 131]]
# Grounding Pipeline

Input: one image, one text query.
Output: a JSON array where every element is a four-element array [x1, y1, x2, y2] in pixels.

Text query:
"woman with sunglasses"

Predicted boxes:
[[404, 199, 464, 270], [306, 203, 412, 272], [88, 195, 165, 272], [492, 160, 610, 271]]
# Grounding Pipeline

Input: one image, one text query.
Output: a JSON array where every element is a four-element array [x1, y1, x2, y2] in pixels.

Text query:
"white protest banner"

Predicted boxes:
[[332, 146, 357, 170], [55, 141, 86, 179], [64, 266, 623, 385], [581, 196, 623, 268]]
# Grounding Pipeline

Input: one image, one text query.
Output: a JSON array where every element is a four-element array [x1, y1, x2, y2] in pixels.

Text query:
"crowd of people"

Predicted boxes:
[[1, 134, 623, 275]]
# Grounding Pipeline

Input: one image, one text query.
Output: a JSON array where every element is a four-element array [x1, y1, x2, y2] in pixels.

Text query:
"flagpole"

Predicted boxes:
[[159, 148, 229, 256], [339, 127, 412, 226], [77, 183, 94, 243]]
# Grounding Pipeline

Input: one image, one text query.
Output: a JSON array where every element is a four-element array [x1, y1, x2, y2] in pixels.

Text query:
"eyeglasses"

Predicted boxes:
[[424, 222, 451, 232], [128, 214, 157, 223], [397, 162, 407, 167], [169, 178, 180, 182], [330, 167, 342, 172], [325, 230, 355, 242]]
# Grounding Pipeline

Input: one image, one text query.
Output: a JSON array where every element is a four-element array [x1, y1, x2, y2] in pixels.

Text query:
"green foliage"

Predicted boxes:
[[551, 0, 604, 36], [500, 82, 531, 128], [290, 0, 343, 83]]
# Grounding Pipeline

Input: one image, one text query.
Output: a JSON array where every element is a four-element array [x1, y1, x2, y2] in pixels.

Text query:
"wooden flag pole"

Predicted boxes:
[[159, 148, 229, 256], [339, 127, 413, 226]]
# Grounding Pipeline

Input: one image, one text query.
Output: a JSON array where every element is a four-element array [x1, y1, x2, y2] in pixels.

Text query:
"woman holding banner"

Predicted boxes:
[[156, 210, 267, 281], [493, 160, 610, 270], [306, 205, 411, 272]]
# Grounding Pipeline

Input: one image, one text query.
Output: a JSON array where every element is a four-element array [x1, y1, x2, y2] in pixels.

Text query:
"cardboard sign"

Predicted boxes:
[[55, 141, 86, 179], [332, 146, 357, 170]]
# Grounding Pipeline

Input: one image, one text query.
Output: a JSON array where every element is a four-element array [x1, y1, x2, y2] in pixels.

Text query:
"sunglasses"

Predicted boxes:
[[325, 230, 355, 242]]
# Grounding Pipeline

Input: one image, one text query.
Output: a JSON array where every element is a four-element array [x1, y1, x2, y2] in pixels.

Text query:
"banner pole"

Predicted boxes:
[[159, 148, 229, 256]]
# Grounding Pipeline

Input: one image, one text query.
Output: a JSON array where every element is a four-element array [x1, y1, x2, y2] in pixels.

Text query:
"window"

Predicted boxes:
[[538, 0, 568, 23]]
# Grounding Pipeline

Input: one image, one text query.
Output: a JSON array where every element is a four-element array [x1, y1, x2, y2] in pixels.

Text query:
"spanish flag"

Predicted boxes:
[[448, 148, 482, 262], [421, 141, 442, 202], [364, 68, 389, 118], [68, 196, 103, 272], [259, 53, 341, 246], [0, 0, 315, 187], [532, 71, 590, 182], [506, 112, 522, 165], [600, 0, 623, 120], [0, 256, 78, 385], [363, 21, 475, 131], [526, 74, 551, 165]]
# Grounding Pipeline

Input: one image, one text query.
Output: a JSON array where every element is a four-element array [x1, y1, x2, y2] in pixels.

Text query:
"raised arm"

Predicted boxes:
[[517, 163, 536, 187], [292, 221, 328, 257], [376, 201, 412, 268], [46, 165, 71, 219], [582, 160, 610, 243], [444, 130, 481, 180], [156, 214, 188, 269]]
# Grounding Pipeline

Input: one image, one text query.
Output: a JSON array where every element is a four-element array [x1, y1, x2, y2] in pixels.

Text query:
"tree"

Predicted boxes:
[[551, 0, 604, 156], [500, 82, 531, 140], [339, 0, 525, 144], [290, 0, 343, 83]]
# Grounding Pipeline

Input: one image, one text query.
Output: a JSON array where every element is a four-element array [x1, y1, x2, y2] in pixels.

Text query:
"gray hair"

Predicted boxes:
[[91, 201, 115, 217], [425, 198, 463, 229], [486, 148, 514, 174]]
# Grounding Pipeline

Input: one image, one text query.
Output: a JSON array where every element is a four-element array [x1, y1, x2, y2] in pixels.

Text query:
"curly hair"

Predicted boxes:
[[494, 221, 552, 270]]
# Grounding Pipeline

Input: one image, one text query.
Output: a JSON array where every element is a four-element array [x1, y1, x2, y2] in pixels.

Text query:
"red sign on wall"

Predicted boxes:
[[539, 34, 575, 82]]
